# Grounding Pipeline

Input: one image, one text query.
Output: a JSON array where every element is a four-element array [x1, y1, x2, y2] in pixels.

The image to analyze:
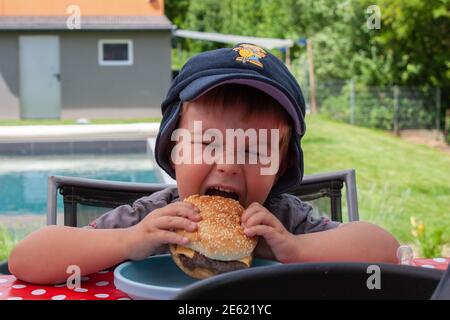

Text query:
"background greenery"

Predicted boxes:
[[0, 226, 15, 261], [303, 115, 450, 245], [167, 0, 449, 124], [165, 1, 449, 255]]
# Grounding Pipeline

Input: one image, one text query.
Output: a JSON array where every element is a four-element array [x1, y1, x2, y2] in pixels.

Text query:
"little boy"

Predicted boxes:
[[9, 44, 399, 284]]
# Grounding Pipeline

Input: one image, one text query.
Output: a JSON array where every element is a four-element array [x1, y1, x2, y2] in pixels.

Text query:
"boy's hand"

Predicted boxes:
[[125, 202, 201, 261], [242, 202, 298, 263]]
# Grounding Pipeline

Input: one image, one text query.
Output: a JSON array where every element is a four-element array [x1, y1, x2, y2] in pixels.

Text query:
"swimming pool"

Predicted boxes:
[[0, 153, 160, 216]]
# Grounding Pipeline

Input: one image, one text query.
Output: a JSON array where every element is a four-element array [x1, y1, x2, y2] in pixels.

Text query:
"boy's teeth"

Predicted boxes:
[[212, 186, 233, 193], [217, 186, 231, 192], [206, 186, 239, 201]]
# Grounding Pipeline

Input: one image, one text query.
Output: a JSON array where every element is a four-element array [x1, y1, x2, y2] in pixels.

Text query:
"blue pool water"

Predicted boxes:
[[0, 154, 161, 216]]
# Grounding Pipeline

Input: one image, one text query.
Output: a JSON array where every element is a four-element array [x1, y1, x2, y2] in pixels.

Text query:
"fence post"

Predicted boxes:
[[303, 57, 310, 112], [349, 79, 355, 125], [177, 41, 182, 67], [436, 87, 441, 131], [393, 85, 399, 135], [445, 109, 450, 144], [307, 39, 318, 114], [285, 46, 291, 69]]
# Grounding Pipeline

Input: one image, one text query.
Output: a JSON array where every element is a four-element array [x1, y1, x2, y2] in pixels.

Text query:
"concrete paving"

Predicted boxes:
[[0, 122, 161, 142]]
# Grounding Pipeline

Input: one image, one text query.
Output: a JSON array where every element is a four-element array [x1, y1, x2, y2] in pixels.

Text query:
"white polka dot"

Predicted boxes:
[[7, 297, 23, 300], [74, 288, 88, 293], [433, 258, 447, 263], [117, 297, 131, 300], [421, 264, 435, 269], [31, 289, 46, 295], [0, 278, 10, 284], [53, 284, 66, 288], [95, 293, 109, 299], [95, 281, 109, 287], [0, 292, 3, 296], [80, 276, 90, 281], [51, 295, 66, 300], [12, 284, 26, 289], [97, 270, 109, 274]]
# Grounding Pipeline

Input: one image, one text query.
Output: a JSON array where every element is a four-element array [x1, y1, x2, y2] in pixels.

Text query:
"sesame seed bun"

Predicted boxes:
[[170, 195, 258, 279]]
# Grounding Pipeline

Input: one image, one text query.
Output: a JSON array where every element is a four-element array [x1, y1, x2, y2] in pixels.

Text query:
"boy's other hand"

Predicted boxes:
[[124, 202, 201, 261], [242, 202, 298, 263]]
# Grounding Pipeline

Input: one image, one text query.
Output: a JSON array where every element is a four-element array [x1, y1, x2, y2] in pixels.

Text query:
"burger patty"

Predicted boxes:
[[179, 252, 247, 274]]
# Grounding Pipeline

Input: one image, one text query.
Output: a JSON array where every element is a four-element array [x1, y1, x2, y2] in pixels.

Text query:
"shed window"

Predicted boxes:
[[99, 40, 133, 66]]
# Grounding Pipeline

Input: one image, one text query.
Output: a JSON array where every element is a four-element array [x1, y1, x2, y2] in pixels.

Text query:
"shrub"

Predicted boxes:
[[0, 226, 15, 261], [410, 216, 444, 258]]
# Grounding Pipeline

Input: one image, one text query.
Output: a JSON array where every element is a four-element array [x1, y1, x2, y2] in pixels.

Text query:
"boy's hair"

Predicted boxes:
[[181, 84, 294, 175]]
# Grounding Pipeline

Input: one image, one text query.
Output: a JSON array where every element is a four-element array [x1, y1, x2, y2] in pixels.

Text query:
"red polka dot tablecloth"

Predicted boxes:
[[410, 257, 449, 270], [0, 268, 130, 300], [0, 258, 448, 300]]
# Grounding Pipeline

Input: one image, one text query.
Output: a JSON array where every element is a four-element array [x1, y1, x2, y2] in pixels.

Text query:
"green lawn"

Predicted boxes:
[[303, 115, 450, 244], [0, 118, 162, 126]]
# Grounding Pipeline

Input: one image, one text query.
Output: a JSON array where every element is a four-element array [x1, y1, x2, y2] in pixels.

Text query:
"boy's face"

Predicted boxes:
[[171, 100, 284, 208]]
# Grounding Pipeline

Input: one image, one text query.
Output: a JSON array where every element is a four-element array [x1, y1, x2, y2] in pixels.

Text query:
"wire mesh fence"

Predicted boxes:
[[306, 80, 443, 133]]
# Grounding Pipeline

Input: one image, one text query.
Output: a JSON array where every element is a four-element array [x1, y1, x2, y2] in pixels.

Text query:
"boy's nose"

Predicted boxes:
[[215, 162, 240, 176]]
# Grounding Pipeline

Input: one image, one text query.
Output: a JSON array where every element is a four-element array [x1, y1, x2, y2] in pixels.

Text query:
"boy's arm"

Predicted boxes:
[[9, 202, 201, 285], [8, 225, 130, 285], [243, 203, 400, 264], [290, 221, 400, 263]]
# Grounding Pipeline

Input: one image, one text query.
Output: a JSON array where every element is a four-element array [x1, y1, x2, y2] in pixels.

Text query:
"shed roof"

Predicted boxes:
[[0, 15, 173, 30]]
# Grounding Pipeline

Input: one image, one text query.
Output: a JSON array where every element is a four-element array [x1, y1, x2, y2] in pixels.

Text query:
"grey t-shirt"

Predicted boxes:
[[89, 186, 340, 234]]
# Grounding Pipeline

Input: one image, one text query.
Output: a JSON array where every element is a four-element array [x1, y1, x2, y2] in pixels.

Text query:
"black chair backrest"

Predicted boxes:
[[48, 169, 359, 227], [291, 179, 344, 222], [0, 261, 10, 275], [60, 185, 160, 227]]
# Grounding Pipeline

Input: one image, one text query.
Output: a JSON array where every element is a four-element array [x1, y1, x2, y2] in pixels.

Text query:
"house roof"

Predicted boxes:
[[0, 15, 173, 30], [0, 0, 164, 16]]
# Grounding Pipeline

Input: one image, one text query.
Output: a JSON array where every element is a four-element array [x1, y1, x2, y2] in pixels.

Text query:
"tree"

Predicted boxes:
[[164, 0, 449, 96]]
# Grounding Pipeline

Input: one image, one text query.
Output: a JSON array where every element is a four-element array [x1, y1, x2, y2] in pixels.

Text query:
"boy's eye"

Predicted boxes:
[[191, 141, 212, 146], [245, 148, 268, 157]]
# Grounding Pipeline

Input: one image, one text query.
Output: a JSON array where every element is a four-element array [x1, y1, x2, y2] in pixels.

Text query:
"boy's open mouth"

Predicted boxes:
[[204, 186, 240, 202]]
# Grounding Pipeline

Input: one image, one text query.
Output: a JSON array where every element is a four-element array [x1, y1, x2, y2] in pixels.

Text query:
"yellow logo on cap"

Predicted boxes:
[[233, 44, 266, 68]]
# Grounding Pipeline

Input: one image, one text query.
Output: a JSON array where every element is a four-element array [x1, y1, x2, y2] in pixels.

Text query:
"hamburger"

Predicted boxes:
[[170, 194, 257, 279]]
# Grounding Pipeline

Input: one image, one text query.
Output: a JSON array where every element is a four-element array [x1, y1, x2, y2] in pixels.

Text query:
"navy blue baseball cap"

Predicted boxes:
[[155, 43, 307, 195]]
